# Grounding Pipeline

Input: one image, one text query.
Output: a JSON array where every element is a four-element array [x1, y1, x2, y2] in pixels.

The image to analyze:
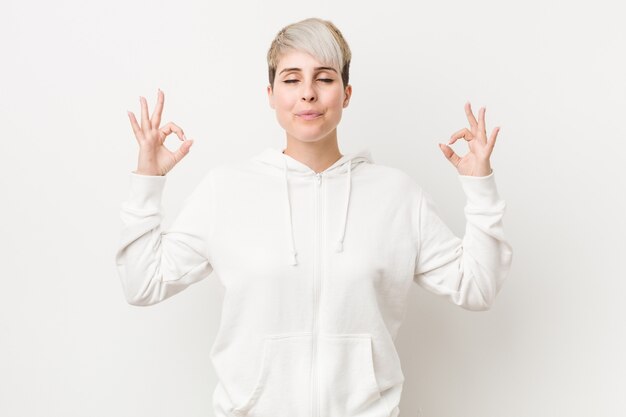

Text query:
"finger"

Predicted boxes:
[[173, 139, 194, 163], [151, 88, 164, 129], [487, 126, 500, 152], [478, 106, 487, 139], [127, 111, 143, 141], [140, 96, 150, 132], [448, 127, 473, 145], [438, 143, 462, 168], [465, 102, 478, 129], [159, 122, 187, 141]]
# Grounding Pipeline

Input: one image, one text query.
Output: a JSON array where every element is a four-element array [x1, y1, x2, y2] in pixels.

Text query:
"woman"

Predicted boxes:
[[116, 17, 513, 417]]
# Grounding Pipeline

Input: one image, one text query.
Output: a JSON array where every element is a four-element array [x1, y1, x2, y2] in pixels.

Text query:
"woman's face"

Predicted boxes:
[[267, 49, 352, 145]]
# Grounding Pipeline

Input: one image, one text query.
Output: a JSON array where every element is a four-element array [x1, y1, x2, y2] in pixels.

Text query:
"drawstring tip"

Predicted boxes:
[[289, 251, 298, 266], [335, 240, 343, 253]]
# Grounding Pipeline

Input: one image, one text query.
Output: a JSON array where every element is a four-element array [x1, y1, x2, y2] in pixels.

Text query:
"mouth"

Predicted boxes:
[[295, 112, 323, 120]]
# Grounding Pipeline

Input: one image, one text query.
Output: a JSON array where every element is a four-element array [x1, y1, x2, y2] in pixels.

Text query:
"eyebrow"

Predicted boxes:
[[279, 66, 338, 75]]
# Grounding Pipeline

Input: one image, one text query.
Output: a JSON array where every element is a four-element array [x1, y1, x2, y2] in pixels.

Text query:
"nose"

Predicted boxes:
[[301, 79, 317, 102]]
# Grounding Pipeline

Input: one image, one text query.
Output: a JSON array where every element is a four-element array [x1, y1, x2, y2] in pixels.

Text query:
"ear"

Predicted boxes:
[[342, 84, 352, 108], [267, 84, 275, 109]]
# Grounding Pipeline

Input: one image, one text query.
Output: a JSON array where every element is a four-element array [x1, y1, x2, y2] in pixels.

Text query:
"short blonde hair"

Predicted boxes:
[[267, 17, 352, 89]]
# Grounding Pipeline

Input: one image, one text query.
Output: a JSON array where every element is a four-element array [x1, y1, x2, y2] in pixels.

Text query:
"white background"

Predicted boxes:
[[1, 0, 624, 416]]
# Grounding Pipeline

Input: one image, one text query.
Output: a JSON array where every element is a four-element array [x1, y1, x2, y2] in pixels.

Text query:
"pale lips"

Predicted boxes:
[[295, 111, 323, 120]]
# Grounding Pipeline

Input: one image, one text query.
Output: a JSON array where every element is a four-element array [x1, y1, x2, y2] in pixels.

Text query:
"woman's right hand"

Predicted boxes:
[[127, 89, 194, 176]]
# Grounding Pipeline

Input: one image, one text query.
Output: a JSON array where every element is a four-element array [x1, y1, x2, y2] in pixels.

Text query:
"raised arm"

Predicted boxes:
[[115, 89, 213, 306], [413, 102, 513, 310], [413, 172, 513, 311]]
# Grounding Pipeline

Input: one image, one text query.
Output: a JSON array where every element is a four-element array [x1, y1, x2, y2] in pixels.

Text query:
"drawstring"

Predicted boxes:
[[282, 156, 354, 266], [283, 157, 298, 265], [334, 160, 352, 253]]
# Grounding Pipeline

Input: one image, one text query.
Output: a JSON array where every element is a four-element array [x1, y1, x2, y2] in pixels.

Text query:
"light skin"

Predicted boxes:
[[126, 53, 500, 177], [440, 102, 499, 177], [267, 49, 352, 174], [127, 89, 192, 176]]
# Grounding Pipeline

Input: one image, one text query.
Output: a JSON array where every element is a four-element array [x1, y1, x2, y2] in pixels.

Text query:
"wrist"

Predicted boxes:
[[133, 169, 163, 176], [467, 162, 493, 177]]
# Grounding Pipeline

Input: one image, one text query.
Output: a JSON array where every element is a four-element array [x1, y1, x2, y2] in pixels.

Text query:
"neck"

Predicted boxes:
[[282, 129, 343, 173]]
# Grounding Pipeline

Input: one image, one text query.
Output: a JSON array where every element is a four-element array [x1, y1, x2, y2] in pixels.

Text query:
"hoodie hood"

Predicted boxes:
[[251, 147, 374, 266]]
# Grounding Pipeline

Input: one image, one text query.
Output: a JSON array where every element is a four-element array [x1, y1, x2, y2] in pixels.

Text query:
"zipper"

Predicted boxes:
[[311, 172, 323, 417]]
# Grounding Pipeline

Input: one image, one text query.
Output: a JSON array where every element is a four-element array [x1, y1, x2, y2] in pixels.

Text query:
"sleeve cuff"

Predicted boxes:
[[126, 171, 167, 210], [458, 170, 502, 208]]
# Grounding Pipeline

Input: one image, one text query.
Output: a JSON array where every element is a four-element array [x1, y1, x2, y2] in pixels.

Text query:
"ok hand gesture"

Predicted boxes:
[[439, 102, 500, 177], [127, 89, 194, 176]]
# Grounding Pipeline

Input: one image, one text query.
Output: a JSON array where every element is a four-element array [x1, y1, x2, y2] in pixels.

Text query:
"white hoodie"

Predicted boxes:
[[115, 146, 513, 417]]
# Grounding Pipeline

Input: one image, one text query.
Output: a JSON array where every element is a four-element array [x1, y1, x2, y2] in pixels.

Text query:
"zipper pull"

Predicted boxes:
[[315, 173, 322, 186]]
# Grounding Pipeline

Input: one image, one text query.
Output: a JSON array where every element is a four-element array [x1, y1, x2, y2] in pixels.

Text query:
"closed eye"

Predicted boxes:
[[284, 79, 334, 84]]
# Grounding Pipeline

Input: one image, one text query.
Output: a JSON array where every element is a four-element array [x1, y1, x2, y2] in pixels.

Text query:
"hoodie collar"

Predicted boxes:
[[251, 147, 374, 266]]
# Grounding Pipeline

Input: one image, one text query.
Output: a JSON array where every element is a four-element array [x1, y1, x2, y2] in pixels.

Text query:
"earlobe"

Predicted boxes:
[[343, 84, 352, 107]]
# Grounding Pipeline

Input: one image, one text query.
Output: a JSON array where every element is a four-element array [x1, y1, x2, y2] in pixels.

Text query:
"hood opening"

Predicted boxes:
[[251, 147, 374, 266]]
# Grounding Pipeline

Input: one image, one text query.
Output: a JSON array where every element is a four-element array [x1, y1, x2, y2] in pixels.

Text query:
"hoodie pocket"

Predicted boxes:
[[318, 333, 386, 416], [228, 332, 312, 417]]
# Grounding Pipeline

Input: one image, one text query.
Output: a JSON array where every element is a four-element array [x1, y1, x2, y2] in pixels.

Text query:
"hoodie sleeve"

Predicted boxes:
[[115, 170, 214, 306], [413, 171, 513, 311]]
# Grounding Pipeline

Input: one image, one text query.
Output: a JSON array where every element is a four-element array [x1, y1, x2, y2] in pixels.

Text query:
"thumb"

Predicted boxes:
[[174, 139, 194, 162], [438, 143, 461, 168]]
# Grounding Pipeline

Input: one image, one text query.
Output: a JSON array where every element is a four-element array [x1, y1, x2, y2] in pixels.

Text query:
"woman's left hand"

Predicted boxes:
[[439, 102, 500, 177]]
